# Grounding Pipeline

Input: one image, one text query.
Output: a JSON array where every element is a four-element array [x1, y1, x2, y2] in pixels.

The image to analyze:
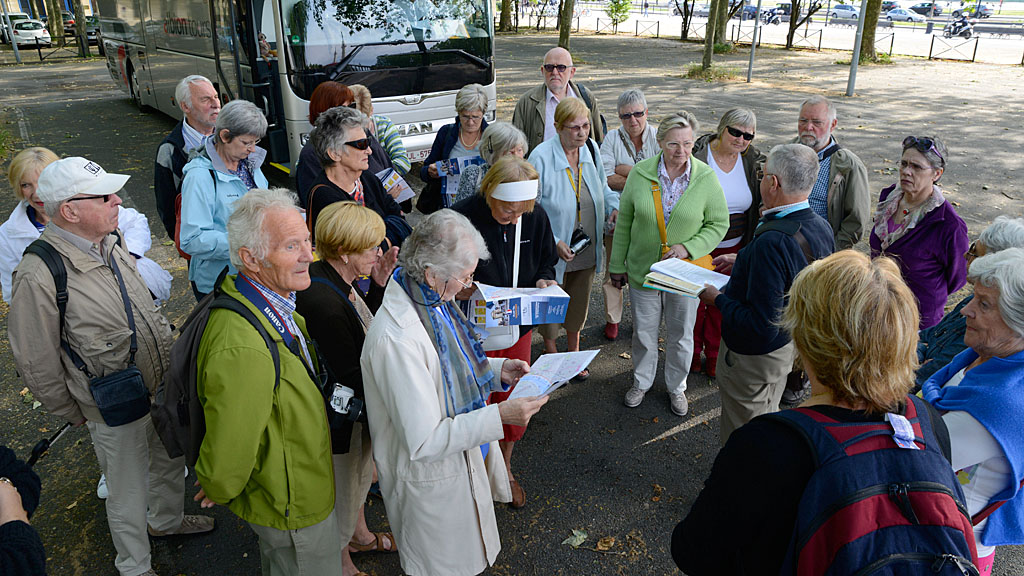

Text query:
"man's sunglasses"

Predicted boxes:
[[542, 64, 570, 73], [345, 138, 371, 150], [902, 136, 943, 162], [67, 194, 112, 203], [619, 111, 646, 120], [726, 126, 755, 141]]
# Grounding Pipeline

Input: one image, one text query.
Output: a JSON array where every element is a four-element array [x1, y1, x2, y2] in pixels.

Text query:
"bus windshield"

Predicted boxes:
[[278, 0, 493, 100]]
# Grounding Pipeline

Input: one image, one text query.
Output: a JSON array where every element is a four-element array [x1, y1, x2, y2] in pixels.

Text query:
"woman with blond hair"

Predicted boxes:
[[529, 97, 619, 369], [295, 201, 400, 575], [674, 250, 974, 575], [453, 155, 558, 508]]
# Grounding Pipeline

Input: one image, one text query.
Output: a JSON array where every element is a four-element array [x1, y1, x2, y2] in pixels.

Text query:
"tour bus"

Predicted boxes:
[[95, 0, 497, 172]]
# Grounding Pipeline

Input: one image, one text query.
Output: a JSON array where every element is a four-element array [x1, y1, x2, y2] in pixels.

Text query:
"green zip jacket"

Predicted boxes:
[[195, 275, 334, 530], [609, 153, 729, 288]]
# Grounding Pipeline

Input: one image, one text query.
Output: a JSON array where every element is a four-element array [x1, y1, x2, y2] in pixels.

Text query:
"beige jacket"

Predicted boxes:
[[361, 281, 511, 576], [9, 226, 174, 424], [512, 80, 606, 154]]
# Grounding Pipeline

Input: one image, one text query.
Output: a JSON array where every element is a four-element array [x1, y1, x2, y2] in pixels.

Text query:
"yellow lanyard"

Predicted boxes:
[[566, 166, 582, 227], [651, 181, 669, 256]]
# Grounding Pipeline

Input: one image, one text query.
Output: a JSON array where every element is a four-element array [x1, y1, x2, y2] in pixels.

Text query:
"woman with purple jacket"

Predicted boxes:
[[869, 136, 969, 329]]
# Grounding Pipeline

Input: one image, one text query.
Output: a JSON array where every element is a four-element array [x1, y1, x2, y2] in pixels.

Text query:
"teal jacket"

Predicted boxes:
[[609, 153, 729, 288], [195, 275, 334, 530], [529, 136, 620, 283]]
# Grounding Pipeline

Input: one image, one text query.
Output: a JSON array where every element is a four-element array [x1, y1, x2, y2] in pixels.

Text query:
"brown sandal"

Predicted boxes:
[[349, 531, 398, 554]]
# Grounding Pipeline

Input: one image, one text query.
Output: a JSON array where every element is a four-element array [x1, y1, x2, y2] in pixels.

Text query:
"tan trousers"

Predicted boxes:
[[539, 266, 597, 340], [249, 510, 344, 576], [88, 414, 184, 576], [602, 234, 625, 324], [332, 423, 374, 546], [716, 339, 795, 447]]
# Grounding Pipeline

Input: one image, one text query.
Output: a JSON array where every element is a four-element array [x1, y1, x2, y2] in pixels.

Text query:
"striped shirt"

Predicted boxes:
[[374, 115, 411, 176]]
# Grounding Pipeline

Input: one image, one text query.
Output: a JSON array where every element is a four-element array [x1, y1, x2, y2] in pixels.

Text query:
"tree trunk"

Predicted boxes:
[[786, 0, 802, 47], [499, 0, 513, 31], [675, 0, 693, 39], [72, 0, 87, 56], [558, 0, 575, 48], [45, 0, 63, 46], [714, 0, 729, 42], [702, 0, 719, 68], [859, 0, 881, 61]]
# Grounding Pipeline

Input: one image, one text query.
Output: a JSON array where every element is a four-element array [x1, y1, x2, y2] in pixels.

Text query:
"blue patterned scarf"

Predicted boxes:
[[394, 268, 504, 417]]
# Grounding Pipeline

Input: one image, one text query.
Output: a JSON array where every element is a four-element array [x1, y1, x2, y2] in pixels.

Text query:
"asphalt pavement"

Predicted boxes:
[[1, 32, 1023, 575]]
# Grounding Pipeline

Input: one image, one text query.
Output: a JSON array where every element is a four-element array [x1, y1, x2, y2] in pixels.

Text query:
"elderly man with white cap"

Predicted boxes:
[[8, 157, 214, 576], [453, 155, 558, 508]]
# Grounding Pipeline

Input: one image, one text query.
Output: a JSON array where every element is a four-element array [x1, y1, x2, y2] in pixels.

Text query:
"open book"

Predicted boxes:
[[644, 258, 730, 297], [506, 350, 599, 400]]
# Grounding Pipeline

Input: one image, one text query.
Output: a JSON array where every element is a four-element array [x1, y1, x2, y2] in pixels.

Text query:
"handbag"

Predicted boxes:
[[481, 220, 522, 352]]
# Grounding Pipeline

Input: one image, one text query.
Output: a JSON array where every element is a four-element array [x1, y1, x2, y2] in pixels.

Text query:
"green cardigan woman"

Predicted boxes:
[[609, 111, 728, 417]]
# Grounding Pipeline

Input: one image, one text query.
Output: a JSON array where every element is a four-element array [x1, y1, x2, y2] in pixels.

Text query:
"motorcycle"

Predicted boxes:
[[942, 17, 974, 38], [761, 8, 782, 24]]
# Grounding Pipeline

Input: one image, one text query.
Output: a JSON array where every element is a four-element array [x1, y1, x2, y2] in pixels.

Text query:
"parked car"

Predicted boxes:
[[829, 3, 859, 18], [887, 7, 926, 20], [85, 15, 99, 44], [951, 3, 992, 17], [909, 2, 943, 14], [775, 1, 792, 14], [11, 19, 51, 47], [881, 0, 899, 10], [40, 11, 75, 35], [1, 12, 31, 43], [675, 3, 711, 16]]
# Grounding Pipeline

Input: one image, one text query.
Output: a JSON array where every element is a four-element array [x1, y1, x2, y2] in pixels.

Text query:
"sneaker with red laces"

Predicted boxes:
[[604, 322, 619, 340]]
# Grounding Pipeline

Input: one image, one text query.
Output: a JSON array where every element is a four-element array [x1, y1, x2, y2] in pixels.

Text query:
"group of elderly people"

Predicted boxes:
[[7, 58, 1022, 576]]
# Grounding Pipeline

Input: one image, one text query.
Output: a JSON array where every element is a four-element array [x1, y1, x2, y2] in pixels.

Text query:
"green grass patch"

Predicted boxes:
[[713, 41, 735, 54], [835, 51, 895, 65], [685, 63, 740, 81], [0, 125, 14, 163]]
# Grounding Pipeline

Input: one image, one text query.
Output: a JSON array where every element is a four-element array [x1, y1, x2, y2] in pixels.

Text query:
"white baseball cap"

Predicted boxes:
[[36, 157, 130, 205]]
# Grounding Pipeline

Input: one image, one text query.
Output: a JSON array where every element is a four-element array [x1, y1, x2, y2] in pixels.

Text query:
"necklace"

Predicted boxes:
[[460, 129, 480, 149]]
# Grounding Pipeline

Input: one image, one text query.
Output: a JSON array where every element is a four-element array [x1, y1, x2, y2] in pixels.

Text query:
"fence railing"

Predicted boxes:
[[730, 23, 761, 46], [875, 31, 895, 55], [635, 19, 660, 37], [928, 34, 979, 61], [792, 28, 823, 50], [595, 18, 619, 34]]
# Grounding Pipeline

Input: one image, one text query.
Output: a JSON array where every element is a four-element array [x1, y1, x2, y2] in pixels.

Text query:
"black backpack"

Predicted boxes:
[[150, 268, 280, 467]]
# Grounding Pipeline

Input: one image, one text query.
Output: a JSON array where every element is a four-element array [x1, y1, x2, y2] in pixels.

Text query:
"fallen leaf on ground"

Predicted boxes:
[[596, 536, 616, 551], [619, 352, 631, 359], [562, 529, 587, 548]]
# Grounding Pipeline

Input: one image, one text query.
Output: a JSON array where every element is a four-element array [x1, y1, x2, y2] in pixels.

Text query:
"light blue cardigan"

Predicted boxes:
[[180, 139, 268, 294], [528, 137, 619, 283]]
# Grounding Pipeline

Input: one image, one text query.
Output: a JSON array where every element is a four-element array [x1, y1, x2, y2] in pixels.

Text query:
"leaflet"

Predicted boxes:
[[376, 168, 415, 203], [507, 350, 600, 400], [438, 155, 485, 207], [468, 282, 570, 327]]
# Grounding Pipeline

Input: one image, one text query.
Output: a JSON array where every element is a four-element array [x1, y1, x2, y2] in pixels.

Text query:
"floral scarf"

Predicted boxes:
[[394, 268, 504, 417], [873, 184, 945, 250]]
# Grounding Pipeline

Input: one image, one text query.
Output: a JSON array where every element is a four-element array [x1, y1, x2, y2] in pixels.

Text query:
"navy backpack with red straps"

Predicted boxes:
[[767, 395, 980, 576]]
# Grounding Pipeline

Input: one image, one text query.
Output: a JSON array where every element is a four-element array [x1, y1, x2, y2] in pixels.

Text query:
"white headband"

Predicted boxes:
[[491, 180, 539, 202]]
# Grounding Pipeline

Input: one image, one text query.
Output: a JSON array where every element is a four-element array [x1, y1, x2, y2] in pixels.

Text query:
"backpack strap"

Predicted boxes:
[[307, 183, 331, 238], [754, 218, 816, 265], [209, 294, 281, 391], [23, 239, 95, 379]]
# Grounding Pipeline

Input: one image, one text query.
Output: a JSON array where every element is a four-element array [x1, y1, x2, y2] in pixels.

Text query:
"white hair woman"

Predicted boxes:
[[361, 209, 547, 575], [923, 247, 1024, 576], [417, 84, 490, 213], [180, 99, 269, 299], [452, 122, 528, 205]]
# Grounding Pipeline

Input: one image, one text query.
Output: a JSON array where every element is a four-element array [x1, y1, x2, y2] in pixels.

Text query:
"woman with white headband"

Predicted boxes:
[[453, 155, 558, 509]]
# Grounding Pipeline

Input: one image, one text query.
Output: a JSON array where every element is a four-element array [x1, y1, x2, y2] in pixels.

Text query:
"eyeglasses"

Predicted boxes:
[[345, 138, 371, 150], [344, 102, 358, 109], [726, 126, 755, 141], [966, 241, 978, 260], [618, 110, 646, 121], [459, 113, 484, 122], [238, 138, 261, 150], [451, 272, 474, 290], [67, 194, 112, 203], [902, 136, 943, 163], [542, 64, 570, 73], [564, 122, 590, 133]]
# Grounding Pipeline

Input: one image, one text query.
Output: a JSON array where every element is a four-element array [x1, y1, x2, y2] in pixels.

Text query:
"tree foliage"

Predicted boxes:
[[607, 0, 632, 25]]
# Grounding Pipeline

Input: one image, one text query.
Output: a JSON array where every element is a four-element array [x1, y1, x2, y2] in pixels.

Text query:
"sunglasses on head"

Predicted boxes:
[[619, 111, 645, 120], [67, 194, 112, 203], [902, 136, 943, 162], [345, 138, 371, 150], [542, 64, 569, 73], [726, 126, 755, 141]]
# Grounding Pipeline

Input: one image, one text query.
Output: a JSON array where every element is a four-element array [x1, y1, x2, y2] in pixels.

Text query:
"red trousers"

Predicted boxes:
[[693, 243, 743, 364], [486, 329, 533, 442]]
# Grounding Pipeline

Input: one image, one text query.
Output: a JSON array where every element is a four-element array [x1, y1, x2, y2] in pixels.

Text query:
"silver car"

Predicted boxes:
[[830, 3, 859, 18], [886, 7, 926, 21]]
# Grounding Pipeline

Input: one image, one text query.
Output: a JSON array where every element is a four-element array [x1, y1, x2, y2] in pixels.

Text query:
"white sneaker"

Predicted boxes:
[[669, 392, 689, 417], [624, 386, 646, 408], [96, 474, 108, 500]]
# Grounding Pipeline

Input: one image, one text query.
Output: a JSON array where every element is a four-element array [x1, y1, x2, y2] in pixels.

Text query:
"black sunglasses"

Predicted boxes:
[[67, 194, 112, 203], [345, 138, 371, 150], [345, 102, 358, 109], [726, 126, 755, 141], [902, 136, 943, 162], [542, 64, 569, 73], [618, 111, 646, 120]]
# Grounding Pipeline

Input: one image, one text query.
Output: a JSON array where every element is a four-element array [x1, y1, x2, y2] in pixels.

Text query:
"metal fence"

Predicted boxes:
[[635, 19, 660, 37], [928, 34, 979, 61], [595, 18, 619, 34], [875, 31, 895, 55], [792, 29, 823, 50]]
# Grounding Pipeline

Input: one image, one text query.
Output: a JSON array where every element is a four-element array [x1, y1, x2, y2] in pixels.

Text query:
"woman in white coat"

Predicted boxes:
[[360, 209, 548, 576], [0, 147, 172, 304]]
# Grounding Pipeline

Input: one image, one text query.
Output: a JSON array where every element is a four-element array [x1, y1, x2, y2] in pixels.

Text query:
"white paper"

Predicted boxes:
[[506, 350, 599, 400], [649, 258, 730, 290], [474, 282, 568, 301], [376, 168, 415, 203]]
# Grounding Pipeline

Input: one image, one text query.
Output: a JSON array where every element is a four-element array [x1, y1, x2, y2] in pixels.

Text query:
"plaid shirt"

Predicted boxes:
[[808, 138, 838, 220], [245, 274, 313, 369], [657, 157, 691, 227]]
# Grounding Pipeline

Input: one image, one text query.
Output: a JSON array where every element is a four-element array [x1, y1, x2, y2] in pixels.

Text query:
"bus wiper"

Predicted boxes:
[[427, 48, 489, 69]]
